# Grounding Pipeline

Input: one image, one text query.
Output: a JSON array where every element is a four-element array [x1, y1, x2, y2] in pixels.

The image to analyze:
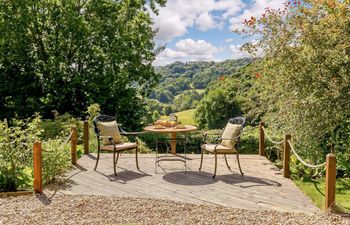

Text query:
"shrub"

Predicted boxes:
[[138, 127, 259, 155], [42, 139, 71, 185], [41, 113, 83, 142], [0, 115, 42, 191], [240, 0, 350, 178]]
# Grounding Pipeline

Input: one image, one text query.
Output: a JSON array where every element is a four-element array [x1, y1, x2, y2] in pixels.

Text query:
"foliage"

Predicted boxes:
[[294, 178, 350, 212], [41, 113, 82, 141], [86, 103, 101, 152], [139, 126, 258, 155], [42, 139, 71, 185], [0, 0, 165, 130], [150, 59, 253, 115], [86, 103, 101, 122], [173, 90, 203, 112], [194, 76, 245, 129], [0, 115, 42, 191], [239, 0, 350, 177], [192, 58, 252, 88]]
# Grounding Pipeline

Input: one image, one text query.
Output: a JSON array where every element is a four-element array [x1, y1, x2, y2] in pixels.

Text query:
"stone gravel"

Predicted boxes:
[[0, 194, 349, 225]]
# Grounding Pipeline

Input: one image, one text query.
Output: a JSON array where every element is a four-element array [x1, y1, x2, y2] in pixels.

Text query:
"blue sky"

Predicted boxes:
[[151, 0, 286, 65]]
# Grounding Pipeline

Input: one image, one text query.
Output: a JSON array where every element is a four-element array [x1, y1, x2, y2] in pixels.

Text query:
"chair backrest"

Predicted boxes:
[[93, 114, 116, 136], [228, 117, 245, 128], [228, 116, 245, 139]]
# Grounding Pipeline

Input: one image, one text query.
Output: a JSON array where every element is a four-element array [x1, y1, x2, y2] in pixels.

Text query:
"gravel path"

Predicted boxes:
[[0, 194, 349, 225]]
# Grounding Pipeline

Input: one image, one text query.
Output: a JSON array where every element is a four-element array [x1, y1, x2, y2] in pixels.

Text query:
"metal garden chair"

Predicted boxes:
[[93, 114, 144, 176], [199, 117, 245, 178]]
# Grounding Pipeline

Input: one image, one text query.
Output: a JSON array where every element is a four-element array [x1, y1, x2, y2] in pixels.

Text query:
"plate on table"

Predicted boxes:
[[153, 125, 165, 129]]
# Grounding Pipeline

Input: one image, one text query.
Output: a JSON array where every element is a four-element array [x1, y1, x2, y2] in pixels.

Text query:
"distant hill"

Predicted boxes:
[[147, 58, 253, 115], [155, 58, 252, 89]]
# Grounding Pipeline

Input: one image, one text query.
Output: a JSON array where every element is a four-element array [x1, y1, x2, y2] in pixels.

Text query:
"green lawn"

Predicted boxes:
[[161, 109, 196, 125], [195, 89, 206, 94], [294, 178, 350, 212]]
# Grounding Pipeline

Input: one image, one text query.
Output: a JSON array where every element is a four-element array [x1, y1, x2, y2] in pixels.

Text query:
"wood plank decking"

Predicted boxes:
[[46, 153, 319, 213]]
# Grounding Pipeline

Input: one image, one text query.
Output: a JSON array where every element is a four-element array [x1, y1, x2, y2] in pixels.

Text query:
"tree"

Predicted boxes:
[[240, 0, 350, 162], [194, 77, 243, 129], [0, 0, 166, 129]]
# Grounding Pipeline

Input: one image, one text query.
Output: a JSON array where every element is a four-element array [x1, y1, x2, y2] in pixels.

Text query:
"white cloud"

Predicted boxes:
[[151, 0, 245, 41], [155, 39, 221, 66], [151, 0, 286, 41], [229, 44, 251, 59], [228, 0, 286, 31], [195, 12, 216, 31], [225, 38, 233, 43]]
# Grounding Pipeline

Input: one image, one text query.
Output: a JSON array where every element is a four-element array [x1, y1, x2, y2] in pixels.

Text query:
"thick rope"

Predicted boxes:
[[287, 140, 326, 168], [262, 127, 284, 145], [64, 131, 73, 144]]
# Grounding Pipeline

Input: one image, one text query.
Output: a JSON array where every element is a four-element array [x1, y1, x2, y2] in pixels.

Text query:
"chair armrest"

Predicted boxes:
[[98, 135, 116, 146]]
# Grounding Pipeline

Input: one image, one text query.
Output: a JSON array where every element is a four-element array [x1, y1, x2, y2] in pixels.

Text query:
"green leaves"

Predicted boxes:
[[0, 0, 166, 129], [241, 0, 350, 177], [0, 115, 42, 191]]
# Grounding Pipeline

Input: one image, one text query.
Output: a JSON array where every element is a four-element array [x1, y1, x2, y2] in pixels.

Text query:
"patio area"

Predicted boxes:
[[46, 153, 319, 213]]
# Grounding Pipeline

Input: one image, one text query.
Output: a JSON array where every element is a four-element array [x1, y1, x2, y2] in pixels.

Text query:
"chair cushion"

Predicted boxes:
[[220, 123, 241, 148], [101, 142, 137, 151], [97, 121, 122, 145], [201, 144, 236, 154]]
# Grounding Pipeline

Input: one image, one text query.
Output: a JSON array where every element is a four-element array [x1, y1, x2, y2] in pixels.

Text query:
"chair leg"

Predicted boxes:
[[94, 148, 100, 171], [224, 154, 231, 171], [113, 150, 117, 176], [155, 140, 158, 173], [135, 147, 140, 170], [213, 152, 217, 179], [236, 153, 244, 176], [115, 151, 120, 165], [199, 148, 204, 171]]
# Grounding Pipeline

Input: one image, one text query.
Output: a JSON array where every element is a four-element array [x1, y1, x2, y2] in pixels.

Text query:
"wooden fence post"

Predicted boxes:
[[33, 141, 42, 194], [259, 122, 266, 156], [83, 120, 89, 154], [325, 153, 336, 210], [283, 134, 291, 178], [71, 126, 77, 165]]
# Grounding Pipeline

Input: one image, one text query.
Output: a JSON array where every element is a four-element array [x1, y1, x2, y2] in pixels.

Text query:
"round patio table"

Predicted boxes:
[[144, 125, 197, 154]]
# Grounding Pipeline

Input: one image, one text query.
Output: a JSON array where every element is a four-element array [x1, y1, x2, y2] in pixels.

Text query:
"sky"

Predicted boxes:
[[151, 0, 287, 66]]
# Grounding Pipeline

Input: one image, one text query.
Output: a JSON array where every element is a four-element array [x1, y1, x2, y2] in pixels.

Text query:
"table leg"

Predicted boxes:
[[170, 132, 176, 155]]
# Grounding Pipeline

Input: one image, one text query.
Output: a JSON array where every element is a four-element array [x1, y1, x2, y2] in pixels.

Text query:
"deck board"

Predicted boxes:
[[46, 153, 319, 213]]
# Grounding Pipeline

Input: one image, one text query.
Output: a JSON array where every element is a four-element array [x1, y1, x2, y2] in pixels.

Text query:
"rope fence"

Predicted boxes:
[[259, 121, 337, 211], [261, 127, 284, 145], [33, 126, 79, 194], [287, 140, 326, 169]]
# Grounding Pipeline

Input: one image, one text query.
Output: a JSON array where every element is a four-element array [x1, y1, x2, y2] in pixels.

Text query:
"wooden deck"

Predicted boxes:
[[46, 153, 319, 213]]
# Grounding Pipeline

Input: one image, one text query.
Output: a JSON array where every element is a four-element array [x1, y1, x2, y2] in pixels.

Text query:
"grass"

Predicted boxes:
[[195, 89, 206, 94], [160, 109, 196, 125], [294, 178, 350, 212]]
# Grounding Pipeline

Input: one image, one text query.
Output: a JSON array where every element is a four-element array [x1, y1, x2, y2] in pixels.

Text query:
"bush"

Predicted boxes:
[[0, 113, 82, 192], [0, 115, 42, 191], [138, 127, 259, 155], [41, 113, 83, 142], [42, 139, 71, 185], [240, 0, 350, 178]]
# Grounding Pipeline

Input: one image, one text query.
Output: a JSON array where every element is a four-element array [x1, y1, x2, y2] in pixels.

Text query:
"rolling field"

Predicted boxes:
[[161, 109, 196, 125]]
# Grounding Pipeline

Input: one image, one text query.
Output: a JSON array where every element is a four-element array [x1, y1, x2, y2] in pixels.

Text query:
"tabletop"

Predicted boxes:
[[144, 125, 197, 133]]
